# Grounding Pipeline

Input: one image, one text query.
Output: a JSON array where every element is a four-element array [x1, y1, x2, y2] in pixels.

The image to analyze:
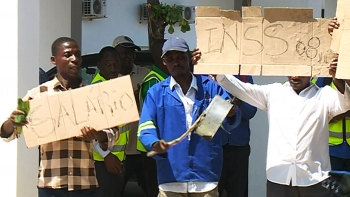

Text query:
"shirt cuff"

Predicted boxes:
[[104, 128, 119, 150], [93, 139, 111, 158], [2, 132, 16, 142], [1, 119, 17, 142], [216, 75, 227, 83]]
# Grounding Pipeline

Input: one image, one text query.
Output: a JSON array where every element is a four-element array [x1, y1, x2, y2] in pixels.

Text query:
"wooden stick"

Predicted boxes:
[[147, 113, 206, 157]]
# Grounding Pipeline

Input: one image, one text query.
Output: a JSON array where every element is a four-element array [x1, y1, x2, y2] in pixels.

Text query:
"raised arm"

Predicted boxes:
[[326, 59, 350, 118], [216, 75, 274, 111], [234, 75, 257, 120]]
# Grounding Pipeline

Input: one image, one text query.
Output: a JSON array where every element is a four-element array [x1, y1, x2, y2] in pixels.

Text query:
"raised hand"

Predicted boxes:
[[329, 57, 339, 78], [191, 48, 202, 65], [8, 109, 28, 127], [329, 17, 340, 36], [152, 140, 170, 154], [79, 126, 99, 141]]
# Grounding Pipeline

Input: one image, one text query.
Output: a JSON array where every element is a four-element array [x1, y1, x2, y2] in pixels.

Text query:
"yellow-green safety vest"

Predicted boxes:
[[91, 73, 129, 161], [137, 70, 166, 152], [311, 78, 350, 145]]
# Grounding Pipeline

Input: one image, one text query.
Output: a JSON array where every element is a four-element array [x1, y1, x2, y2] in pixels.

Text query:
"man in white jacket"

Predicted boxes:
[[210, 59, 350, 197]]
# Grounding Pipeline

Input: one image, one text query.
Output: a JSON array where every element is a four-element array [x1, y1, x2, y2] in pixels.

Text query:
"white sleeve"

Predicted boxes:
[[92, 127, 119, 158], [1, 132, 17, 142], [216, 74, 274, 111], [93, 140, 111, 158], [327, 83, 350, 118]]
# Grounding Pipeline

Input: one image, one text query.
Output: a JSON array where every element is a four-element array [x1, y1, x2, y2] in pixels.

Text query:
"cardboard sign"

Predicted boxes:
[[331, 0, 350, 79], [194, 6, 335, 76], [22, 75, 139, 148]]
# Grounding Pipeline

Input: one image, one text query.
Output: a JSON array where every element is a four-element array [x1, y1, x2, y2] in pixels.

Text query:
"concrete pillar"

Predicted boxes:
[[0, 1, 21, 196], [71, 0, 82, 49], [0, 1, 81, 196]]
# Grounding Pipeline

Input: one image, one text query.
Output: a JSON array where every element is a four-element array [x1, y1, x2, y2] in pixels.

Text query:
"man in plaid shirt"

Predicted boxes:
[[0, 37, 117, 197]]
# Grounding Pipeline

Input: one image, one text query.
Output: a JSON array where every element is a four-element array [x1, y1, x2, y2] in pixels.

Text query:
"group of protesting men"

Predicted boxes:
[[1, 14, 350, 197]]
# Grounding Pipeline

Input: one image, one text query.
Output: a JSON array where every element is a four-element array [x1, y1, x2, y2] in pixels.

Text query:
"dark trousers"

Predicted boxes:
[[218, 144, 250, 197], [38, 188, 98, 197], [330, 156, 350, 171], [141, 151, 159, 197], [266, 180, 332, 197], [122, 154, 147, 196], [94, 161, 124, 197]]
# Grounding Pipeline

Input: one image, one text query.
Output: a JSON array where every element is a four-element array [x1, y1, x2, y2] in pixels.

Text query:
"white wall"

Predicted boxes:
[[39, 1, 72, 71], [81, 1, 337, 197], [0, 1, 20, 196], [0, 1, 79, 196], [16, 1, 41, 196], [82, 0, 242, 54]]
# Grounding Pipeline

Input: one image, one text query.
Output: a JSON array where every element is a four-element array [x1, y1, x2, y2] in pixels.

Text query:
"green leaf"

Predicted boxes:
[[153, 4, 161, 10], [180, 24, 191, 33], [161, 9, 167, 15], [180, 25, 186, 33], [185, 24, 191, 31], [17, 98, 30, 115], [15, 98, 30, 134], [168, 25, 175, 34], [181, 19, 187, 26]]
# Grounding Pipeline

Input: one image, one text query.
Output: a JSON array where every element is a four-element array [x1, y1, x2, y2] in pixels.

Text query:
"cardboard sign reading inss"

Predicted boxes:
[[22, 75, 139, 148], [194, 6, 335, 77]]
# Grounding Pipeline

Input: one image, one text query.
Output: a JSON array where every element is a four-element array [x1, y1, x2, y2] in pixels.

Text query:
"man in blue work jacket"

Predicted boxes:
[[138, 37, 243, 196]]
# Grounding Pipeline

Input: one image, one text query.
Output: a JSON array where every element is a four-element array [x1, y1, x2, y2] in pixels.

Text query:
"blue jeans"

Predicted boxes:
[[38, 188, 98, 197]]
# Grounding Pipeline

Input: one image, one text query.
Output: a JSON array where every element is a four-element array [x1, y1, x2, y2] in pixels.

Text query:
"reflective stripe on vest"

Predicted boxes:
[[329, 131, 350, 138], [110, 144, 127, 152], [328, 82, 350, 145], [329, 116, 350, 145], [92, 73, 129, 161], [137, 71, 165, 152]]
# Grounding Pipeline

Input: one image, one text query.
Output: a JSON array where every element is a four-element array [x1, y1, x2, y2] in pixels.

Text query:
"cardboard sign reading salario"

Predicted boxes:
[[23, 75, 139, 148], [194, 6, 336, 77]]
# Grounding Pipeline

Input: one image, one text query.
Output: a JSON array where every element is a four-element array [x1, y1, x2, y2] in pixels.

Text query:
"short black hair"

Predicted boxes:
[[51, 37, 78, 56], [98, 46, 120, 61]]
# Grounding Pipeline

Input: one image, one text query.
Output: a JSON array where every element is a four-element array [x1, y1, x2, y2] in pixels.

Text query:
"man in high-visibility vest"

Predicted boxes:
[[91, 46, 126, 197], [138, 39, 169, 197], [113, 35, 149, 195], [312, 77, 350, 171]]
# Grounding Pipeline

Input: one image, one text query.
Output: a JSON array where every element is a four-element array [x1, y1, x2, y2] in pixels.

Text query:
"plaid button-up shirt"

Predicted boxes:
[[6, 77, 99, 191]]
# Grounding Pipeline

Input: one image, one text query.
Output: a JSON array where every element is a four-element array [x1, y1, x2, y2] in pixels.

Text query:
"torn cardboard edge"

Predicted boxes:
[[194, 63, 331, 77], [195, 6, 333, 77], [330, 0, 350, 79]]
